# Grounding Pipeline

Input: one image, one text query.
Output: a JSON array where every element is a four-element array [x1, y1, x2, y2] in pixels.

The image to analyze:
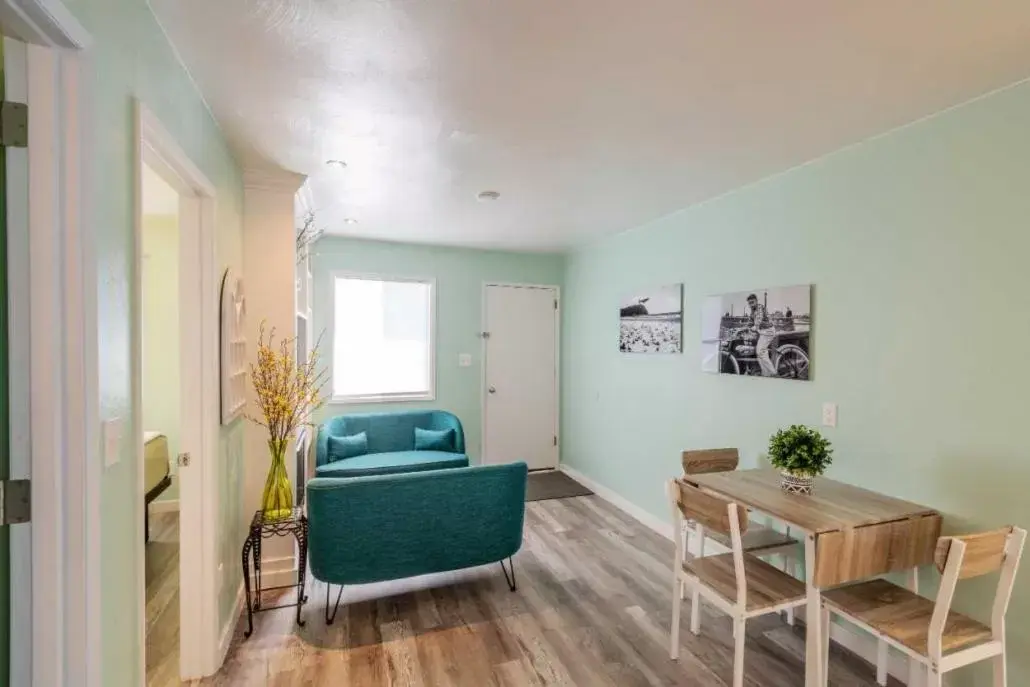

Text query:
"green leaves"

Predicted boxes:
[[768, 424, 833, 477]]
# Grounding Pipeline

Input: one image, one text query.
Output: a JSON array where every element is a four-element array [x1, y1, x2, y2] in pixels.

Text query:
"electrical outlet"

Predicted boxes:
[[822, 402, 838, 428], [458, 353, 472, 367]]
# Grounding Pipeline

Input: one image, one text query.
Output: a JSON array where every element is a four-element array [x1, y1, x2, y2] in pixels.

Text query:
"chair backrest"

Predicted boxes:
[[927, 526, 1027, 659], [934, 527, 1012, 579], [682, 448, 739, 476], [672, 479, 749, 538], [307, 462, 527, 585], [668, 478, 750, 607]]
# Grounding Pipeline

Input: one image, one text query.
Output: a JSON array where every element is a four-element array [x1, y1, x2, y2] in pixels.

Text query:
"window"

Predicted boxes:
[[332, 274, 435, 402]]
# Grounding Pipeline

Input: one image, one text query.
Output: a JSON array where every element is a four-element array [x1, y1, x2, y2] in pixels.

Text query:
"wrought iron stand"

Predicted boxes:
[[241, 508, 308, 638]]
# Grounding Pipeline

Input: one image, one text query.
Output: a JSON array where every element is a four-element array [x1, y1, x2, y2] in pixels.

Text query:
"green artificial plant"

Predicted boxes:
[[767, 424, 833, 477]]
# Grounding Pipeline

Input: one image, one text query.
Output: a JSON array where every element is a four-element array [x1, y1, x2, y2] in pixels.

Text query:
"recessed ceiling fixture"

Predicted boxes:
[[325, 159, 347, 168], [477, 190, 501, 202], [343, 218, 358, 224]]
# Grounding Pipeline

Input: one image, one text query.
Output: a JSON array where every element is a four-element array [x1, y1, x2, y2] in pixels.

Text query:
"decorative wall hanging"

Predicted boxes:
[[701, 284, 812, 380], [619, 284, 683, 353], [220, 267, 247, 424]]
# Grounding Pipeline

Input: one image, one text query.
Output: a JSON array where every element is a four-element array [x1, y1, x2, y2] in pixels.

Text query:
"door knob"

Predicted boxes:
[[488, 386, 496, 394]]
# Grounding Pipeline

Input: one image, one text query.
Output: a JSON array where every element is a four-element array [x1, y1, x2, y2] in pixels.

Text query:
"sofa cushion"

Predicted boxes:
[[317, 411, 466, 467], [314, 450, 469, 478], [326, 432, 369, 462], [414, 427, 456, 452]]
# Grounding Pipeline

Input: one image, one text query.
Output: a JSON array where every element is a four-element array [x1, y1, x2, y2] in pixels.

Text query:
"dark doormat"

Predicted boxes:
[[526, 471, 594, 502]]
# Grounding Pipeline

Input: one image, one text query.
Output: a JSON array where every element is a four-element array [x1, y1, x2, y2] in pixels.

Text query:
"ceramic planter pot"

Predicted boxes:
[[780, 470, 814, 495]]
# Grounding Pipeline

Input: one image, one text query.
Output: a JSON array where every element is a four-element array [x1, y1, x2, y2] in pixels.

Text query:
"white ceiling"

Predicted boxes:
[[150, 0, 1030, 251]]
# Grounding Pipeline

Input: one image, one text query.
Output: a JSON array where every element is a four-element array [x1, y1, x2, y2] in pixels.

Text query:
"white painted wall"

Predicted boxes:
[[241, 170, 306, 581], [142, 209, 181, 502]]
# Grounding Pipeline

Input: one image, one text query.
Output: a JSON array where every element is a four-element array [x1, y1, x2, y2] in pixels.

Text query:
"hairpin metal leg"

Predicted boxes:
[[325, 583, 345, 625], [499, 557, 517, 592]]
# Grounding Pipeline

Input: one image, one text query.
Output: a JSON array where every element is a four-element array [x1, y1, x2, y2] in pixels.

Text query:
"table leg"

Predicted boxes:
[[242, 534, 255, 638], [295, 521, 308, 627], [805, 534, 824, 687]]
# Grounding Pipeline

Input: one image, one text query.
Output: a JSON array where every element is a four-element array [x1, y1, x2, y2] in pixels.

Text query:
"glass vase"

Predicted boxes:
[[261, 439, 293, 521]]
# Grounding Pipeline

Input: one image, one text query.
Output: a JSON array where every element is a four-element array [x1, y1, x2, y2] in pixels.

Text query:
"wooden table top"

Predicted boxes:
[[684, 469, 938, 534]]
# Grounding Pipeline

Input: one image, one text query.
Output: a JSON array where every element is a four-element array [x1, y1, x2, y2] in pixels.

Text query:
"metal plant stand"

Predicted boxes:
[[241, 508, 308, 638]]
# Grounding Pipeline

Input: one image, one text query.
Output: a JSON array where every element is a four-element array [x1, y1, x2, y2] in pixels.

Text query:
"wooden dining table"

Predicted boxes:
[[682, 469, 942, 687]]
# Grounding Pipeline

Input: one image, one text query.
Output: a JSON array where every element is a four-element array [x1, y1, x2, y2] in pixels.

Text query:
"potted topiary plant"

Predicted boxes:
[[767, 424, 833, 495]]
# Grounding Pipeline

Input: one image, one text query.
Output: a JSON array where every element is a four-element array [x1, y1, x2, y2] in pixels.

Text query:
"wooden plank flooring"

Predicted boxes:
[[147, 511, 181, 687], [195, 496, 897, 686]]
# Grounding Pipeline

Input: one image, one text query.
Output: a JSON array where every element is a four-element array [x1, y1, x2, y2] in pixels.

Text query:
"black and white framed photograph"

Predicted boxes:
[[619, 284, 683, 353], [701, 284, 811, 379]]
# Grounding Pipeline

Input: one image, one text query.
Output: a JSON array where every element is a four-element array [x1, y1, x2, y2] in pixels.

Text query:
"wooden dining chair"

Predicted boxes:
[[681, 449, 799, 624], [821, 526, 1027, 687], [667, 479, 807, 687]]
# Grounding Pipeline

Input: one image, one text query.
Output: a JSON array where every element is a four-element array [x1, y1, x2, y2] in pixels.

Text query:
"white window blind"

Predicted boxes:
[[332, 275, 435, 402]]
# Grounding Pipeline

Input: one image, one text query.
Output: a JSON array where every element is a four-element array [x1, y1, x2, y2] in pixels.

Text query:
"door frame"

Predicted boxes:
[[134, 102, 221, 680], [480, 282, 561, 469], [0, 1, 94, 685]]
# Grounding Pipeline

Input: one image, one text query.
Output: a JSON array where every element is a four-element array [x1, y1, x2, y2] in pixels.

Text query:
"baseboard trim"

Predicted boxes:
[[258, 555, 300, 588], [148, 498, 179, 514], [217, 582, 245, 670], [557, 463, 913, 686]]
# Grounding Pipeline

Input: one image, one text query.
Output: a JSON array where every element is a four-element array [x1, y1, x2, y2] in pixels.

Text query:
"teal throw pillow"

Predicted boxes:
[[327, 432, 368, 462], [414, 427, 456, 452]]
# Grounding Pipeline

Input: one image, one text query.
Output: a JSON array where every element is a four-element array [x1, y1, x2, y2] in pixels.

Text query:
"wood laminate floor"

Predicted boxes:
[[196, 496, 896, 686], [147, 511, 181, 687]]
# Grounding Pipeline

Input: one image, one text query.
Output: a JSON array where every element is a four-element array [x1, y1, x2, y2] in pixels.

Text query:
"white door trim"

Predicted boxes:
[[134, 101, 221, 681], [480, 282, 561, 468], [0, 2, 95, 685], [0, 0, 89, 49]]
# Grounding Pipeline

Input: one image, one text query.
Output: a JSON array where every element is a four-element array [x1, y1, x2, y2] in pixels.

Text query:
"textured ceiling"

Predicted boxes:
[[151, 0, 1030, 251]]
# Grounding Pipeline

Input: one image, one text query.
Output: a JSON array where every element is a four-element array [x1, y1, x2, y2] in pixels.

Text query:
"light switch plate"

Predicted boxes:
[[102, 417, 123, 467], [458, 353, 472, 367], [822, 402, 838, 428]]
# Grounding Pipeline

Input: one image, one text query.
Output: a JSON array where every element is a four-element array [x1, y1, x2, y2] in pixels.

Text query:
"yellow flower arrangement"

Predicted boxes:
[[248, 323, 327, 519]]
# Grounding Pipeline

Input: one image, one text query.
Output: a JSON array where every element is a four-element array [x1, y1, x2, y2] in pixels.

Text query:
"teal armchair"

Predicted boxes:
[[315, 410, 469, 478], [307, 462, 528, 622]]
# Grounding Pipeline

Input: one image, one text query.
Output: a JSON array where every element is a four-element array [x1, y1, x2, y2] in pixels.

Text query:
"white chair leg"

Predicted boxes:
[[994, 644, 1006, 687], [927, 667, 942, 687], [782, 541, 795, 626], [733, 618, 746, 687], [690, 588, 701, 635], [670, 574, 682, 660], [875, 640, 888, 685], [907, 567, 921, 687], [821, 604, 831, 678]]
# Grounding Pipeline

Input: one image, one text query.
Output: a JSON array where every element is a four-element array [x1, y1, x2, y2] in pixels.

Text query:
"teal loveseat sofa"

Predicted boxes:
[[315, 410, 469, 478], [307, 462, 528, 622]]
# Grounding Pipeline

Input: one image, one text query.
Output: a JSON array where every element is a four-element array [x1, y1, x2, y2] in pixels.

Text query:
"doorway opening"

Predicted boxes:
[[135, 102, 222, 681], [141, 161, 183, 686]]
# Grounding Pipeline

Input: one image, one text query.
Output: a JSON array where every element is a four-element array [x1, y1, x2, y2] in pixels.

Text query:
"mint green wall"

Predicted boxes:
[[142, 214, 181, 502], [562, 80, 1030, 686], [312, 237, 564, 461], [61, 1, 245, 684]]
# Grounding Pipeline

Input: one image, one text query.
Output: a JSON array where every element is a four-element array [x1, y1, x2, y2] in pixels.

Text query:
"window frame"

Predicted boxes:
[[328, 270, 437, 404]]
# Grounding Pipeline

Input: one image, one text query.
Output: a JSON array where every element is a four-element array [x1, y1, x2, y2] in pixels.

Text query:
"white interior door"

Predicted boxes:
[[483, 284, 558, 470]]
